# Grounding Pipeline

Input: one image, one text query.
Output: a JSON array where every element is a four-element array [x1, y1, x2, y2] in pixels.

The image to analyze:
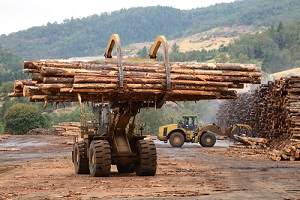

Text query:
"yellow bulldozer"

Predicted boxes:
[[157, 115, 251, 147]]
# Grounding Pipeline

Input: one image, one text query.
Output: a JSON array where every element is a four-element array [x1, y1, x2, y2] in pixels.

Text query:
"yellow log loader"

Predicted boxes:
[[10, 33, 260, 177], [157, 115, 251, 147]]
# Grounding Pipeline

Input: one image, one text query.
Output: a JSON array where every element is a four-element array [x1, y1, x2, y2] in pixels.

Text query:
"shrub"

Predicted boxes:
[[4, 103, 50, 134]]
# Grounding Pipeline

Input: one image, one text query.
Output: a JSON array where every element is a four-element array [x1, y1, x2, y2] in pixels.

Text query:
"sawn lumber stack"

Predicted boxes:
[[10, 60, 261, 104]]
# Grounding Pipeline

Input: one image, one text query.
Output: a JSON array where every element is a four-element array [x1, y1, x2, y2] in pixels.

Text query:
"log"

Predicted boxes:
[[43, 77, 74, 83], [10, 60, 262, 105]]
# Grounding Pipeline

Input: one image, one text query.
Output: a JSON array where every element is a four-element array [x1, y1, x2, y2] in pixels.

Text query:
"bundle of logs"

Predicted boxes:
[[52, 122, 81, 136], [217, 76, 300, 161], [268, 140, 300, 161], [9, 60, 261, 106]]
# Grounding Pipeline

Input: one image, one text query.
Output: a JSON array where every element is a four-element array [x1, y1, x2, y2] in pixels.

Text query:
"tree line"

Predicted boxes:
[[137, 21, 300, 73], [1, 0, 300, 60]]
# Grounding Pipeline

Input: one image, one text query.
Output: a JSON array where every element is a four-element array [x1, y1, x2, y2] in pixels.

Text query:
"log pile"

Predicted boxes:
[[217, 76, 300, 161], [229, 136, 269, 149], [268, 140, 300, 161], [217, 92, 255, 136], [9, 60, 261, 105], [217, 76, 300, 140], [52, 122, 81, 136]]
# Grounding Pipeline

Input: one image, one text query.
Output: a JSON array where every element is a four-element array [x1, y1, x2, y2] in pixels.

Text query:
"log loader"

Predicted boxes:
[[73, 102, 157, 177], [71, 34, 171, 177], [157, 115, 252, 147], [9, 34, 261, 177]]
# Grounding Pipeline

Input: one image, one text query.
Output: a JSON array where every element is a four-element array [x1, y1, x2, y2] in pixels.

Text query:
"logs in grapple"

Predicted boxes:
[[9, 59, 261, 106]]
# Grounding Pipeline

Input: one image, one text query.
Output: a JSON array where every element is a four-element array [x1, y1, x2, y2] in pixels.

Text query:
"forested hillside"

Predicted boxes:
[[220, 22, 300, 73], [0, 45, 26, 85], [0, 0, 299, 60]]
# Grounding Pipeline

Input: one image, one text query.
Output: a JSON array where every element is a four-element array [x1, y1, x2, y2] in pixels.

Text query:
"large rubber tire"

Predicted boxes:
[[200, 132, 216, 147], [89, 140, 111, 177], [117, 164, 135, 173], [74, 142, 89, 174], [169, 132, 185, 147], [135, 140, 157, 176]]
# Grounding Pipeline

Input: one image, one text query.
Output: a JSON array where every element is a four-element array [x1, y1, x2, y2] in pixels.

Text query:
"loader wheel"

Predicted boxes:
[[169, 132, 185, 147], [74, 142, 89, 174], [135, 140, 157, 176], [89, 140, 111, 177], [117, 164, 135, 173], [200, 132, 216, 147]]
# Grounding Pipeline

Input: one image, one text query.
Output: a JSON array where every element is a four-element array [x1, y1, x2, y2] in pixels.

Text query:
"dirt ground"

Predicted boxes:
[[0, 135, 299, 200]]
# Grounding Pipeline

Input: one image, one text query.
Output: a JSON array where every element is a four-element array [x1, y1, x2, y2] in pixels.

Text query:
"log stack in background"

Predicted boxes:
[[217, 76, 300, 161], [9, 60, 261, 104], [217, 92, 255, 136]]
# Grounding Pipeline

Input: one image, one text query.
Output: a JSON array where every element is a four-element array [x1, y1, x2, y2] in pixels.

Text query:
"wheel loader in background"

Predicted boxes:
[[157, 115, 252, 147]]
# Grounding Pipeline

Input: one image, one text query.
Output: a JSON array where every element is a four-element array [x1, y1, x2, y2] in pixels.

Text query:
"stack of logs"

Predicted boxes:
[[217, 76, 300, 161], [52, 122, 81, 136], [268, 140, 300, 161], [9, 60, 261, 105], [217, 92, 255, 136]]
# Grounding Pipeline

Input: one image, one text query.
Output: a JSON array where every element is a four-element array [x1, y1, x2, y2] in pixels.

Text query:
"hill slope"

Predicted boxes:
[[0, 0, 300, 60]]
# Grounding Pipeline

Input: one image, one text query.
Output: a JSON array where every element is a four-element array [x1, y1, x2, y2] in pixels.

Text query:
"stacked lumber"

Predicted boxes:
[[9, 60, 261, 104], [52, 122, 81, 136]]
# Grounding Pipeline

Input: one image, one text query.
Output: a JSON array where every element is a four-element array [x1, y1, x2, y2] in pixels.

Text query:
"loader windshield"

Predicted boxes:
[[183, 116, 198, 130]]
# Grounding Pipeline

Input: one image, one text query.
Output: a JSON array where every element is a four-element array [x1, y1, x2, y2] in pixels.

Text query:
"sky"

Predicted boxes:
[[0, 0, 235, 35]]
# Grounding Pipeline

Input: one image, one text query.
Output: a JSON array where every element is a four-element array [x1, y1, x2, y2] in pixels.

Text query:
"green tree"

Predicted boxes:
[[237, 53, 249, 63], [171, 43, 180, 53], [215, 52, 230, 63], [4, 103, 50, 134], [137, 46, 148, 58]]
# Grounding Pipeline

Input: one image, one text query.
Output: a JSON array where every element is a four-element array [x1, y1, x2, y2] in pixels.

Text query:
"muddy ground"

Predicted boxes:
[[0, 135, 299, 200]]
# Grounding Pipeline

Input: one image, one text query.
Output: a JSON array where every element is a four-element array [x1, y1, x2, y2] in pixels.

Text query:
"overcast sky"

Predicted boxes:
[[0, 0, 235, 35]]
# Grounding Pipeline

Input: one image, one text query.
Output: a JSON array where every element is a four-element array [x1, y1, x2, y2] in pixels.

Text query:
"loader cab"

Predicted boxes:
[[180, 115, 198, 130], [93, 103, 110, 134]]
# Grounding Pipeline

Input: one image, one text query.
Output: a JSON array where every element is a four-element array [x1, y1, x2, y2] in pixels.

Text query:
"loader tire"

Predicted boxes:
[[200, 132, 216, 147], [117, 164, 135, 173], [89, 140, 111, 177], [74, 142, 89, 174], [135, 140, 157, 176], [169, 132, 185, 147]]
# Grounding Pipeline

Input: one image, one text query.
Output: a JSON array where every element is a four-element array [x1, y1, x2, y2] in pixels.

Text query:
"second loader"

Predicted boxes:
[[157, 115, 251, 147]]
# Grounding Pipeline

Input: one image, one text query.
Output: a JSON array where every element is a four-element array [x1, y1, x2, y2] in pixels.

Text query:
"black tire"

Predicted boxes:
[[135, 140, 157, 176], [74, 142, 89, 174], [200, 132, 216, 147], [117, 164, 135, 173], [89, 140, 111, 177], [169, 132, 185, 147]]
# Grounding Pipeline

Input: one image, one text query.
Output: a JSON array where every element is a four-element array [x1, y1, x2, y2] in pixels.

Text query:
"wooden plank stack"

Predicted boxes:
[[9, 60, 261, 104]]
